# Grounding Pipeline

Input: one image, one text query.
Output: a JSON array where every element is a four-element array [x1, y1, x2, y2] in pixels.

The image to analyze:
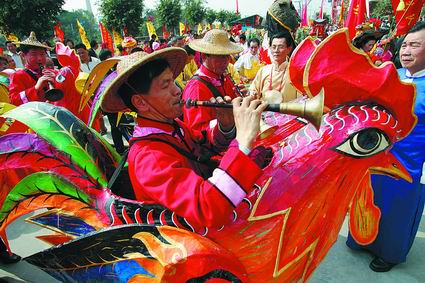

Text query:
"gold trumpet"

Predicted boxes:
[[185, 89, 325, 136]]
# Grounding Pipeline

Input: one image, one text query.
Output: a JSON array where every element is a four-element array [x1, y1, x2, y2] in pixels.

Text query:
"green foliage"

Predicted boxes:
[[98, 0, 144, 36], [58, 10, 100, 44], [216, 10, 240, 25], [183, 0, 206, 27], [0, 0, 64, 40], [205, 8, 217, 24], [370, 0, 393, 18], [156, 0, 182, 34]]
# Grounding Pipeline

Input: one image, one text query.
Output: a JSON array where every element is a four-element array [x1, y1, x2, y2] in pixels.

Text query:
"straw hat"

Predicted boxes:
[[189, 29, 243, 55], [101, 47, 187, 113], [17, 32, 51, 50]]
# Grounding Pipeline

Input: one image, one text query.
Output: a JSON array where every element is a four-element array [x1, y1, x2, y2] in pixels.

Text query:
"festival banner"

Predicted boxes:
[[54, 22, 65, 43], [344, 0, 367, 38], [112, 29, 123, 47], [179, 22, 186, 36], [319, 0, 325, 18], [338, 0, 345, 27], [98, 22, 114, 53], [76, 19, 91, 49], [146, 21, 157, 38], [5, 33, 19, 42], [391, 0, 425, 36], [301, 0, 309, 27]]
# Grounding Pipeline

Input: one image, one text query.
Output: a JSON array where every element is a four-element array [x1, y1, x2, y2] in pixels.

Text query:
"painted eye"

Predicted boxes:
[[333, 128, 390, 158]]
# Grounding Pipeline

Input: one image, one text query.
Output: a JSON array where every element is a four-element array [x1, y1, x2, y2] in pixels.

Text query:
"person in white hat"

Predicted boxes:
[[183, 29, 245, 132], [100, 48, 269, 229]]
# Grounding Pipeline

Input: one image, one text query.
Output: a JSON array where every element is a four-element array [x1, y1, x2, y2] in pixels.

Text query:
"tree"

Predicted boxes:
[[156, 0, 182, 35], [205, 8, 217, 24], [98, 0, 144, 36], [58, 10, 100, 44], [0, 0, 64, 40], [183, 0, 206, 27], [216, 10, 240, 25], [370, 0, 393, 18]]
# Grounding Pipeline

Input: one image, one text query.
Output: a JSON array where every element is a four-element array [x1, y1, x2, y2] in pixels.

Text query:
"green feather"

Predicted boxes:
[[0, 172, 91, 224], [2, 102, 118, 186]]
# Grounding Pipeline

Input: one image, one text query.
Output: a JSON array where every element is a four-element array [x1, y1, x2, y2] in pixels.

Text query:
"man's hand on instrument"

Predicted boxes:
[[213, 96, 234, 132], [233, 96, 268, 151], [235, 83, 248, 96], [35, 70, 56, 91]]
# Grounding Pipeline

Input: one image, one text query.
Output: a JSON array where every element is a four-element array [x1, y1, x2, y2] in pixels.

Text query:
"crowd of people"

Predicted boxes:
[[0, 16, 424, 277]]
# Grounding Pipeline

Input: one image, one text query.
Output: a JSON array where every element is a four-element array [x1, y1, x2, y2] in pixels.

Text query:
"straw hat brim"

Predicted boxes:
[[16, 41, 52, 50], [101, 47, 187, 113], [189, 39, 243, 55]]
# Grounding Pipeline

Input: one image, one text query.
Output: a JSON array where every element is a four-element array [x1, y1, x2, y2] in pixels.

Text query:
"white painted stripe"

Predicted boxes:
[[19, 91, 29, 104], [209, 119, 218, 129], [208, 168, 246, 207]]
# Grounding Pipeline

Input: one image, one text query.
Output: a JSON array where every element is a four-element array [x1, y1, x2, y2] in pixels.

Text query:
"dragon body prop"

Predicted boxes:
[[0, 30, 417, 282]]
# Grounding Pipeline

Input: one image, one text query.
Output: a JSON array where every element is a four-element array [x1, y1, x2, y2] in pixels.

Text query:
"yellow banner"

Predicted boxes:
[[112, 29, 123, 46], [76, 19, 91, 49], [179, 22, 185, 36], [5, 33, 19, 42], [146, 21, 157, 38]]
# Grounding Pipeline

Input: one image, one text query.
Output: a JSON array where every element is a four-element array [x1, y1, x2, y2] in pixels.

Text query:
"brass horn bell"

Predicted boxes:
[[259, 89, 325, 138]]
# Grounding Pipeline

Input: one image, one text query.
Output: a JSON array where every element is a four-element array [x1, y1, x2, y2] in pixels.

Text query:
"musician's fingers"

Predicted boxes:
[[241, 95, 254, 108], [248, 99, 263, 110], [232, 97, 243, 108], [255, 100, 269, 113], [209, 97, 217, 103], [223, 96, 232, 103], [216, 96, 224, 104]]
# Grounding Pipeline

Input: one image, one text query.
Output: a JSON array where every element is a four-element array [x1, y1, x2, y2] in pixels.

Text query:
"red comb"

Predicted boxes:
[[288, 29, 417, 139]]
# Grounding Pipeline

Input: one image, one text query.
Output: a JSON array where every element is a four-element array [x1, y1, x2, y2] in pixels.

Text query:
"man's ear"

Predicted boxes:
[[131, 94, 149, 112]]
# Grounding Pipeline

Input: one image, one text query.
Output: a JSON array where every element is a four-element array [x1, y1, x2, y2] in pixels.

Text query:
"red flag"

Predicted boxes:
[[301, 0, 309, 27], [338, 0, 345, 27], [391, 0, 425, 36], [54, 22, 65, 42], [162, 25, 170, 40], [344, 0, 368, 39], [99, 22, 114, 53], [319, 0, 325, 18]]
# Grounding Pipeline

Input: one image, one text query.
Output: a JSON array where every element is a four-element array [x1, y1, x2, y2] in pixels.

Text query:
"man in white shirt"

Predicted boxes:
[[6, 41, 24, 69], [75, 43, 101, 73]]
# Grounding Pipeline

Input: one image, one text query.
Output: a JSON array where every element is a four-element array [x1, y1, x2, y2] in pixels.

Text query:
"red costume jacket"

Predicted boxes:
[[8, 67, 94, 127], [9, 69, 48, 105], [182, 65, 239, 132], [128, 117, 263, 230]]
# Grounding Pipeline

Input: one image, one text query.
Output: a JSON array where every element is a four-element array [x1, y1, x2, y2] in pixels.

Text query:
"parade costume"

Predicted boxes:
[[183, 29, 243, 132], [183, 65, 239, 131], [8, 33, 94, 126], [128, 117, 262, 228], [347, 68, 425, 264]]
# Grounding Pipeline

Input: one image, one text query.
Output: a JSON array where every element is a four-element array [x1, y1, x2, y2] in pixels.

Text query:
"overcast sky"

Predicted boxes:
[[63, 0, 327, 19]]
